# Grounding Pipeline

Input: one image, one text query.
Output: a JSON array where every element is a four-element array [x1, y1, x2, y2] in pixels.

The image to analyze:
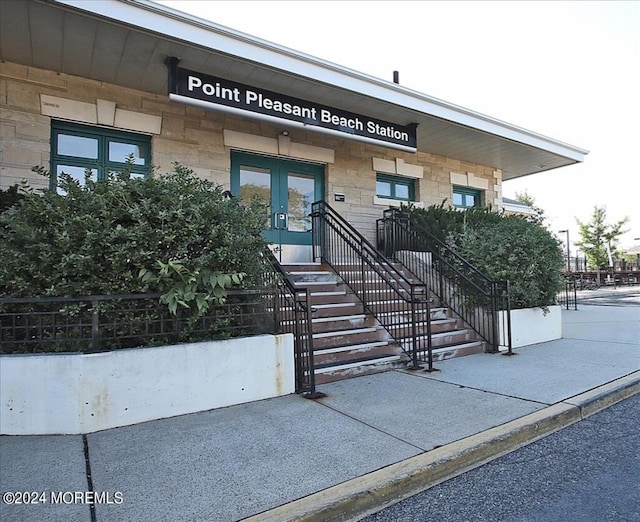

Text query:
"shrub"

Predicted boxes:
[[458, 215, 565, 309], [409, 201, 502, 245], [0, 163, 276, 352], [0, 163, 270, 298], [0, 184, 26, 212], [407, 204, 564, 310]]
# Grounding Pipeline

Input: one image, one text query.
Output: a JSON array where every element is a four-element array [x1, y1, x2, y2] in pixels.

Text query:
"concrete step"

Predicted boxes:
[[313, 340, 402, 367], [428, 341, 485, 361], [280, 260, 487, 374], [310, 301, 364, 317], [399, 329, 475, 350], [312, 326, 390, 350], [311, 313, 374, 330], [314, 354, 407, 384]]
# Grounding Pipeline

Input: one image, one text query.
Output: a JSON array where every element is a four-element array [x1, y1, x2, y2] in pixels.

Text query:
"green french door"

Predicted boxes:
[[230, 152, 324, 253]]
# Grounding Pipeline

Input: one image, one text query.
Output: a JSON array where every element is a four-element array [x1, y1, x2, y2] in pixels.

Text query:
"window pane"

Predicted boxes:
[[57, 165, 97, 184], [453, 192, 463, 206], [57, 134, 98, 159], [109, 141, 146, 165], [377, 180, 392, 197], [395, 184, 409, 200], [465, 194, 477, 207], [56, 165, 98, 194], [288, 172, 314, 232], [239, 165, 272, 229]]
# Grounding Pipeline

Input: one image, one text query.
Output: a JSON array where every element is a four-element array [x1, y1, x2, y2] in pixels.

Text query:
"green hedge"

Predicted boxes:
[[0, 163, 270, 298], [408, 203, 564, 309]]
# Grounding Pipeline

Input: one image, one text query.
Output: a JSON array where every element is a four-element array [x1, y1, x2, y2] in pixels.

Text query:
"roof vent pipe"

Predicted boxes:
[[393, 71, 400, 84]]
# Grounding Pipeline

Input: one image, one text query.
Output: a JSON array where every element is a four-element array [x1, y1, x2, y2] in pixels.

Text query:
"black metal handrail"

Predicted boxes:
[[311, 201, 436, 370], [264, 250, 319, 396], [376, 208, 512, 353]]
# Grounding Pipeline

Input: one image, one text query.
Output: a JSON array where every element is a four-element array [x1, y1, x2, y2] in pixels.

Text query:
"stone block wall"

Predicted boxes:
[[1, 62, 502, 244]]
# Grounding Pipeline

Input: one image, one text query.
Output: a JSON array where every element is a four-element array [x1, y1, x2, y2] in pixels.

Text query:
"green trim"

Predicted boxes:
[[453, 186, 482, 208], [50, 120, 151, 189], [376, 173, 415, 201], [231, 152, 324, 246]]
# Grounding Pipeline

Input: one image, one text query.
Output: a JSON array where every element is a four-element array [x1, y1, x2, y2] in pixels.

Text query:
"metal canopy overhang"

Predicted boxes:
[[0, 0, 588, 180]]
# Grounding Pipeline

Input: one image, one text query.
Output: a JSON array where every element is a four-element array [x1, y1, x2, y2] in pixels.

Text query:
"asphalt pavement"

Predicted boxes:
[[1, 302, 638, 522], [574, 284, 640, 307], [365, 392, 640, 522]]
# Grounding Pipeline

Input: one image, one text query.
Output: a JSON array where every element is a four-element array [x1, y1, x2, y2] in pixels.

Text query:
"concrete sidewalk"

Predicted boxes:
[[1, 305, 639, 522]]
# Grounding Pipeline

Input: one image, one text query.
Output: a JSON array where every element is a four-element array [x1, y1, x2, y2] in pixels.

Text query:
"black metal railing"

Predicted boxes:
[[557, 275, 578, 310], [265, 251, 319, 396], [311, 201, 436, 370], [1, 260, 318, 397], [377, 208, 512, 353], [0, 291, 277, 355]]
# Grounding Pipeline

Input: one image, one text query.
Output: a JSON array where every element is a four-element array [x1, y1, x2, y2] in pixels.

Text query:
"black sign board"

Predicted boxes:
[[168, 64, 417, 151]]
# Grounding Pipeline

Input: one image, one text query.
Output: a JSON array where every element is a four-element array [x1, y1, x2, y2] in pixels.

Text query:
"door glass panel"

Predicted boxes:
[[287, 172, 314, 232], [239, 165, 272, 229], [57, 134, 98, 159], [108, 141, 147, 165]]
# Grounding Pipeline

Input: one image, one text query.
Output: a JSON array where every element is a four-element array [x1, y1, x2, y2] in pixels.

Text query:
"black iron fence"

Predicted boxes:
[[0, 291, 277, 355], [376, 208, 512, 353], [557, 276, 578, 310], [311, 201, 436, 370], [1, 257, 318, 396]]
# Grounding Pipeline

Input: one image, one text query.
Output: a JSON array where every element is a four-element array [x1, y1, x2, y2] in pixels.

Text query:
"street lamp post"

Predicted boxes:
[[559, 229, 570, 273]]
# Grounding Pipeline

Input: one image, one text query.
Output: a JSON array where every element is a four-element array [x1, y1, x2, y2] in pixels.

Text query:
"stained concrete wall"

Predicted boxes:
[[0, 334, 294, 435]]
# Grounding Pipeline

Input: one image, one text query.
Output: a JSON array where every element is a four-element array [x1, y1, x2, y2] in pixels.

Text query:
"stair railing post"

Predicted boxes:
[[490, 280, 502, 353], [360, 237, 367, 309], [405, 285, 426, 371], [438, 245, 445, 299], [421, 284, 437, 373], [300, 287, 324, 398], [501, 280, 515, 356]]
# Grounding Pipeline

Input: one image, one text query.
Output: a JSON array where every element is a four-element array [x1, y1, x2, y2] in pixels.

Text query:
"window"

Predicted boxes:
[[51, 121, 151, 190], [453, 186, 482, 208], [376, 174, 415, 202]]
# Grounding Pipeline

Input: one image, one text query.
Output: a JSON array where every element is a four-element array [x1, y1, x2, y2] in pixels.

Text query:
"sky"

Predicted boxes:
[[157, 0, 639, 250]]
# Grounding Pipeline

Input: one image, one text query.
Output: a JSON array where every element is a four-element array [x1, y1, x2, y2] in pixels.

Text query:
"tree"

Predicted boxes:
[[575, 206, 629, 269], [515, 190, 546, 226], [515, 190, 535, 207]]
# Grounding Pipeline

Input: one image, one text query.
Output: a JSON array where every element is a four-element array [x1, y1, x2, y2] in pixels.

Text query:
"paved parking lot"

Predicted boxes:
[[576, 286, 640, 306]]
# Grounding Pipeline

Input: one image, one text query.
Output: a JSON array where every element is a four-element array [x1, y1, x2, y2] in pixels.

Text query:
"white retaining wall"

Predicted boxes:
[[500, 305, 562, 349], [0, 334, 294, 435]]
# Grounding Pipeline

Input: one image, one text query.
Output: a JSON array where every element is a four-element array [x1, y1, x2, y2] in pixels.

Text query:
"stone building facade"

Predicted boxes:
[[0, 0, 586, 262]]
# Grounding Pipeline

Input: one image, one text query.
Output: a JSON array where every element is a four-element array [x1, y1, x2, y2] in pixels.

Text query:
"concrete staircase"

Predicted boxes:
[[282, 262, 484, 384]]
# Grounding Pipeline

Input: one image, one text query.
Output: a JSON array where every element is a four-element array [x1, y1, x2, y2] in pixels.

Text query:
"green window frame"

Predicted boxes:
[[50, 121, 151, 191], [453, 186, 482, 208], [376, 174, 415, 202]]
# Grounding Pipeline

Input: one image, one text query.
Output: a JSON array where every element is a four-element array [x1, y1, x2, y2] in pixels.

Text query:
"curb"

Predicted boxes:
[[242, 372, 640, 522]]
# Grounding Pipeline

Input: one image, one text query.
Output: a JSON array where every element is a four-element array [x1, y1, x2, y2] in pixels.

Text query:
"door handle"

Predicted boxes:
[[275, 212, 288, 230]]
